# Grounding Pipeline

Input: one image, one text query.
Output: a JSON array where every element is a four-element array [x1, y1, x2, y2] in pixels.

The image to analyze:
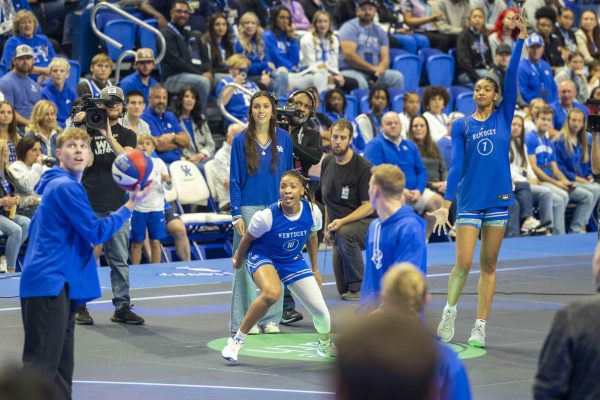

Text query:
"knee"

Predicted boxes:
[[261, 286, 281, 306], [427, 193, 444, 211], [168, 221, 187, 239], [453, 263, 471, 277], [479, 257, 497, 274]]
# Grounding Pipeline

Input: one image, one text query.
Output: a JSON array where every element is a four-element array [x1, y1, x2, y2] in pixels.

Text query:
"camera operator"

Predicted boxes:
[[69, 86, 144, 326]]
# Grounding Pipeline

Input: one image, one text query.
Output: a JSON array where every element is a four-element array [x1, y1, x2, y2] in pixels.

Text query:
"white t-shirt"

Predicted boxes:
[[248, 201, 323, 238], [135, 156, 171, 212]]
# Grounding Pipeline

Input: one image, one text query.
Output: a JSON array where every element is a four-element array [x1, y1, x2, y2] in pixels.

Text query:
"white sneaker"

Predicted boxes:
[[248, 325, 260, 335], [437, 305, 457, 342], [262, 322, 280, 334], [317, 340, 338, 358], [468, 323, 486, 348], [222, 337, 244, 362], [0, 256, 6, 273]]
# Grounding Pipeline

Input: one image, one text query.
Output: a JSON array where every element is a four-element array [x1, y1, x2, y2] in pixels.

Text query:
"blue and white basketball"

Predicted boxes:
[[111, 149, 154, 191]]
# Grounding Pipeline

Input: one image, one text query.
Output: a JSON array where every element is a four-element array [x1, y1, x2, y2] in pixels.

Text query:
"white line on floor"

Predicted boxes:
[[472, 378, 534, 388]]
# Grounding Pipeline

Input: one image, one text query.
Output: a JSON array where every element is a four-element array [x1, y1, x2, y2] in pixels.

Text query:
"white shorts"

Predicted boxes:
[[407, 188, 437, 214]]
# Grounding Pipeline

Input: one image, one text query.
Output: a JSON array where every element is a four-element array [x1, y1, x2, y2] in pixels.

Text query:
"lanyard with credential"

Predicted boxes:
[[319, 39, 328, 62]]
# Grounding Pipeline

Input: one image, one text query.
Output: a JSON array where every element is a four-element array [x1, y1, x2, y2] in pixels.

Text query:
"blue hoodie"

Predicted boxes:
[[41, 81, 77, 128], [20, 167, 132, 303]]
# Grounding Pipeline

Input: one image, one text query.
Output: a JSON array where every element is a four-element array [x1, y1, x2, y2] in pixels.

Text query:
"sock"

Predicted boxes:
[[233, 329, 247, 343], [476, 319, 486, 327], [446, 302, 457, 311], [319, 338, 330, 346]]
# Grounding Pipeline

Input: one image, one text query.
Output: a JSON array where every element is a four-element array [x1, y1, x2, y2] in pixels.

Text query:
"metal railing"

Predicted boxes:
[[217, 82, 254, 127], [90, 1, 166, 83]]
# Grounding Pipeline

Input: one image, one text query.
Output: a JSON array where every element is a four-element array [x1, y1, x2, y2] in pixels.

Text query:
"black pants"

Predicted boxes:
[[21, 285, 76, 400]]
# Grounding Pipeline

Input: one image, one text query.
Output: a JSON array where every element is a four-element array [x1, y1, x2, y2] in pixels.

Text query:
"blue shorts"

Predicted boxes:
[[245, 251, 314, 286], [455, 207, 509, 230], [130, 210, 167, 243]]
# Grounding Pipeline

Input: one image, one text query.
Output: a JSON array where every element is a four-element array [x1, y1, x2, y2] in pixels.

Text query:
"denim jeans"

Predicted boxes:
[[289, 69, 328, 93], [95, 211, 130, 308], [531, 184, 554, 227], [506, 182, 534, 237], [541, 183, 569, 234], [269, 69, 289, 98], [0, 214, 30, 270], [391, 33, 430, 54], [164, 73, 211, 113], [569, 182, 599, 233], [341, 69, 404, 90], [229, 205, 283, 333]]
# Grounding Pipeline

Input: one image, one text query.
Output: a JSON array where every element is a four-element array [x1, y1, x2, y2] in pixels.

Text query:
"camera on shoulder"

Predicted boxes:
[[71, 95, 109, 131], [276, 103, 305, 126], [586, 98, 600, 132]]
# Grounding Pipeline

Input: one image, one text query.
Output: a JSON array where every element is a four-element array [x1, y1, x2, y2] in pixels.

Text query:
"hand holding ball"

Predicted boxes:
[[112, 149, 154, 191]]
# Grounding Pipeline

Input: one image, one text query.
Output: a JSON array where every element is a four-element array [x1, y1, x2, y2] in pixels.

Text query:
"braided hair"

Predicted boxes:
[[280, 169, 316, 211]]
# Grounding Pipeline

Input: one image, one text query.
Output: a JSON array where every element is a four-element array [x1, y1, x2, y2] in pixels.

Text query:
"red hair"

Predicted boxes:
[[491, 8, 520, 41]]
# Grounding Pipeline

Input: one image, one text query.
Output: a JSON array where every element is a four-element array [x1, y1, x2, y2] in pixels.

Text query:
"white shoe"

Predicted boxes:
[[468, 323, 486, 348], [0, 256, 6, 273], [437, 305, 457, 342], [317, 340, 338, 358], [248, 325, 260, 335], [222, 337, 244, 362], [262, 322, 280, 334]]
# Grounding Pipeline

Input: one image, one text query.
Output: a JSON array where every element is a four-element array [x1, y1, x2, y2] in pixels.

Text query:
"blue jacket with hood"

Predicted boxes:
[[19, 167, 132, 303]]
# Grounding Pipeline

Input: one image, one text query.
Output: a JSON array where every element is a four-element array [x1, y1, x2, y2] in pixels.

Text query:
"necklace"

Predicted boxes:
[[256, 138, 272, 156]]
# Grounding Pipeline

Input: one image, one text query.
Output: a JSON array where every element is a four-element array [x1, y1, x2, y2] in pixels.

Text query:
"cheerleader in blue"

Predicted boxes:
[[222, 170, 336, 362], [428, 8, 527, 348]]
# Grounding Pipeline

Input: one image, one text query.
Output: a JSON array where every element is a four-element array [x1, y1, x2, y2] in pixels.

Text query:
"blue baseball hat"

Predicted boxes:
[[526, 33, 544, 48]]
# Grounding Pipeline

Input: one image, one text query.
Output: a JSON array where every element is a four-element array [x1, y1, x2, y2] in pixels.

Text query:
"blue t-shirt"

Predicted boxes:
[[1, 34, 56, 69], [0, 71, 41, 119], [337, 18, 389, 70], [216, 76, 259, 126], [263, 29, 301, 71], [549, 101, 589, 130], [525, 130, 557, 178], [41, 81, 77, 128], [119, 71, 158, 104], [517, 58, 558, 104], [141, 109, 184, 164], [234, 39, 273, 76]]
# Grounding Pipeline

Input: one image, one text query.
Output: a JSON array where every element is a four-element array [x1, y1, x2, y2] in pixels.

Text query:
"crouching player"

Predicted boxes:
[[222, 170, 336, 362]]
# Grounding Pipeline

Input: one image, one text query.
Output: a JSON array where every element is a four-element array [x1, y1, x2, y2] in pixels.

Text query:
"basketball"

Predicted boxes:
[[111, 149, 154, 191]]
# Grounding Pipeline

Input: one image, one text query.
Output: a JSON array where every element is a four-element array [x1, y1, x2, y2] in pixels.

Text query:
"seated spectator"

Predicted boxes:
[[487, 44, 526, 107], [355, 86, 389, 150], [338, 0, 404, 90], [0, 101, 20, 163], [0, 10, 55, 80], [217, 54, 260, 127], [119, 48, 158, 104], [431, 0, 470, 49], [524, 97, 547, 134], [174, 85, 215, 166], [212, 123, 245, 211], [0, 45, 41, 126], [400, 0, 452, 52], [120, 90, 151, 135], [588, 86, 600, 115], [554, 53, 589, 104], [281, 0, 311, 30], [422, 86, 450, 143], [535, 7, 564, 69], [160, 0, 211, 113], [456, 8, 493, 86], [549, 80, 588, 132], [324, 88, 354, 127], [0, 138, 30, 273], [408, 115, 447, 197], [588, 61, 600, 94], [239, 0, 278, 28], [554, 6, 578, 58], [76, 53, 114, 98], [24, 100, 60, 158], [264, 6, 327, 91], [200, 14, 235, 87], [470, 0, 505, 31], [299, 11, 352, 94], [517, 33, 558, 104], [40, 57, 77, 128], [375, 0, 429, 55], [141, 84, 191, 165], [364, 112, 443, 240], [523, 0, 561, 32], [399, 91, 421, 138], [235, 11, 289, 98], [300, 0, 336, 25], [575, 10, 600, 66], [307, 86, 333, 151], [488, 8, 520, 59], [7, 136, 47, 217], [140, 0, 211, 32]]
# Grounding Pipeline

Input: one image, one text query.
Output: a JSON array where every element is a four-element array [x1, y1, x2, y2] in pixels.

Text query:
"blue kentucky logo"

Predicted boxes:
[[181, 165, 193, 177]]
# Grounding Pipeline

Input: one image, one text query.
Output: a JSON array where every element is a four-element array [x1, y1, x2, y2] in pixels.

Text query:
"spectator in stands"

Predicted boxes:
[[355, 86, 389, 151], [365, 112, 443, 240], [338, 0, 404, 91], [487, 44, 512, 102], [575, 9, 600, 66], [212, 123, 245, 211], [509, 115, 553, 235], [0, 101, 19, 163], [408, 115, 447, 197], [239, 0, 277, 27], [523, 0, 562, 32], [554, 6, 578, 57], [0, 45, 41, 126], [525, 106, 594, 234], [488, 8, 520, 59], [299, 11, 349, 94], [399, 91, 421, 138], [24, 100, 60, 158], [470, 0, 505, 31], [77, 53, 113, 98], [517, 33, 558, 104], [524, 97, 547, 134], [535, 7, 564, 69], [431, 0, 470, 48], [142, 84, 191, 165], [422, 86, 450, 143], [400, 0, 451, 52], [300, 0, 336, 25], [121, 91, 151, 135], [8, 136, 46, 217], [554, 53, 589, 104], [140, 0, 211, 32], [588, 61, 600, 94], [457, 8, 494, 86], [41, 57, 76, 129], [589, 86, 600, 115], [119, 48, 158, 105], [201, 14, 235, 88], [0, 0, 29, 40], [323, 89, 357, 136], [375, 0, 429, 55], [1, 10, 55, 80], [320, 118, 374, 300], [235, 11, 289, 98], [160, 0, 211, 113], [217, 54, 260, 127], [264, 6, 327, 91], [281, 0, 311, 30], [0, 138, 29, 273], [229, 91, 293, 334], [550, 80, 588, 131], [174, 85, 215, 166]]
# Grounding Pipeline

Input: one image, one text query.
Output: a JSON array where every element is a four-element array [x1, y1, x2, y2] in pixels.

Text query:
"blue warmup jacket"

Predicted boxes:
[[517, 57, 557, 104], [19, 167, 132, 303], [554, 134, 592, 181], [41, 81, 77, 128], [360, 206, 427, 309], [263, 29, 301, 71]]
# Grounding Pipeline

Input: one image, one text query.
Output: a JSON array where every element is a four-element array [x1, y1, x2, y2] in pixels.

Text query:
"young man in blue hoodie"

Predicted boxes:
[[19, 127, 150, 400], [360, 164, 427, 310], [41, 57, 77, 128]]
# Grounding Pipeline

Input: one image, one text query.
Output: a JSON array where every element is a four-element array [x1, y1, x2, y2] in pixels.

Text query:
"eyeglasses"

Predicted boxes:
[[173, 9, 190, 14]]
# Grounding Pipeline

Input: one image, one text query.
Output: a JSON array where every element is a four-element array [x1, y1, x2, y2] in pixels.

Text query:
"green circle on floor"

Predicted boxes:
[[208, 333, 486, 362]]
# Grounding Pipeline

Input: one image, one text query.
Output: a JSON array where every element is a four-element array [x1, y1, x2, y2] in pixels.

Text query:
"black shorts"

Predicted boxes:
[[165, 208, 181, 224]]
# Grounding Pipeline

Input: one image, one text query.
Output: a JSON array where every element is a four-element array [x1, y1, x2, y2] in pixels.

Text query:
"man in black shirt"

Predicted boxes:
[[320, 119, 374, 300], [73, 86, 144, 325]]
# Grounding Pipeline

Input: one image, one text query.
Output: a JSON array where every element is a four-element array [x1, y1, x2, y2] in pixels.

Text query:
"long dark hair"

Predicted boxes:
[[280, 169, 316, 210], [270, 6, 291, 36], [325, 88, 346, 114], [408, 116, 440, 159], [581, 10, 600, 58], [174, 86, 205, 126], [0, 101, 19, 147], [245, 91, 279, 175], [509, 115, 527, 168], [202, 13, 234, 69]]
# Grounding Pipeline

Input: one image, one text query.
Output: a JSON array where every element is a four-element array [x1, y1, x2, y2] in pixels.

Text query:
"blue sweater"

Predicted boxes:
[[234, 40, 273, 77], [360, 206, 427, 309], [549, 101, 588, 131], [263, 29, 301, 71], [119, 71, 158, 104], [20, 167, 132, 303], [445, 39, 524, 212], [517, 57, 557, 104], [1, 34, 55, 70], [41, 81, 77, 128], [364, 134, 428, 192], [554, 134, 592, 181], [229, 127, 293, 218]]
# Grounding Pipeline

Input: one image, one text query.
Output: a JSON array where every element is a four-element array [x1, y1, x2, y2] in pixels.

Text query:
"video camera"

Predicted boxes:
[[585, 98, 600, 132], [71, 95, 112, 131], [276, 103, 305, 125]]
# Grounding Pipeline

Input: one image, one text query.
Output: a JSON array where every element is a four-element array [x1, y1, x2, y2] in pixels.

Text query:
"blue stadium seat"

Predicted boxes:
[[448, 85, 471, 112], [392, 54, 421, 91], [448, 48, 457, 63], [455, 91, 476, 115], [139, 18, 158, 55], [389, 48, 408, 62], [345, 95, 358, 120], [67, 59, 81, 90], [103, 19, 137, 61], [351, 89, 370, 114], [426, 54, 455, 87], [391, 94, 404, 113]]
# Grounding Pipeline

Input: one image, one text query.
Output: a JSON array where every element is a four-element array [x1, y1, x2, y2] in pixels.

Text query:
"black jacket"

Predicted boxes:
[[285, 120, 323, 177], [456, 28, 493, 83], [160, 23, 211, 80], [542, 33, 565, 68]]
